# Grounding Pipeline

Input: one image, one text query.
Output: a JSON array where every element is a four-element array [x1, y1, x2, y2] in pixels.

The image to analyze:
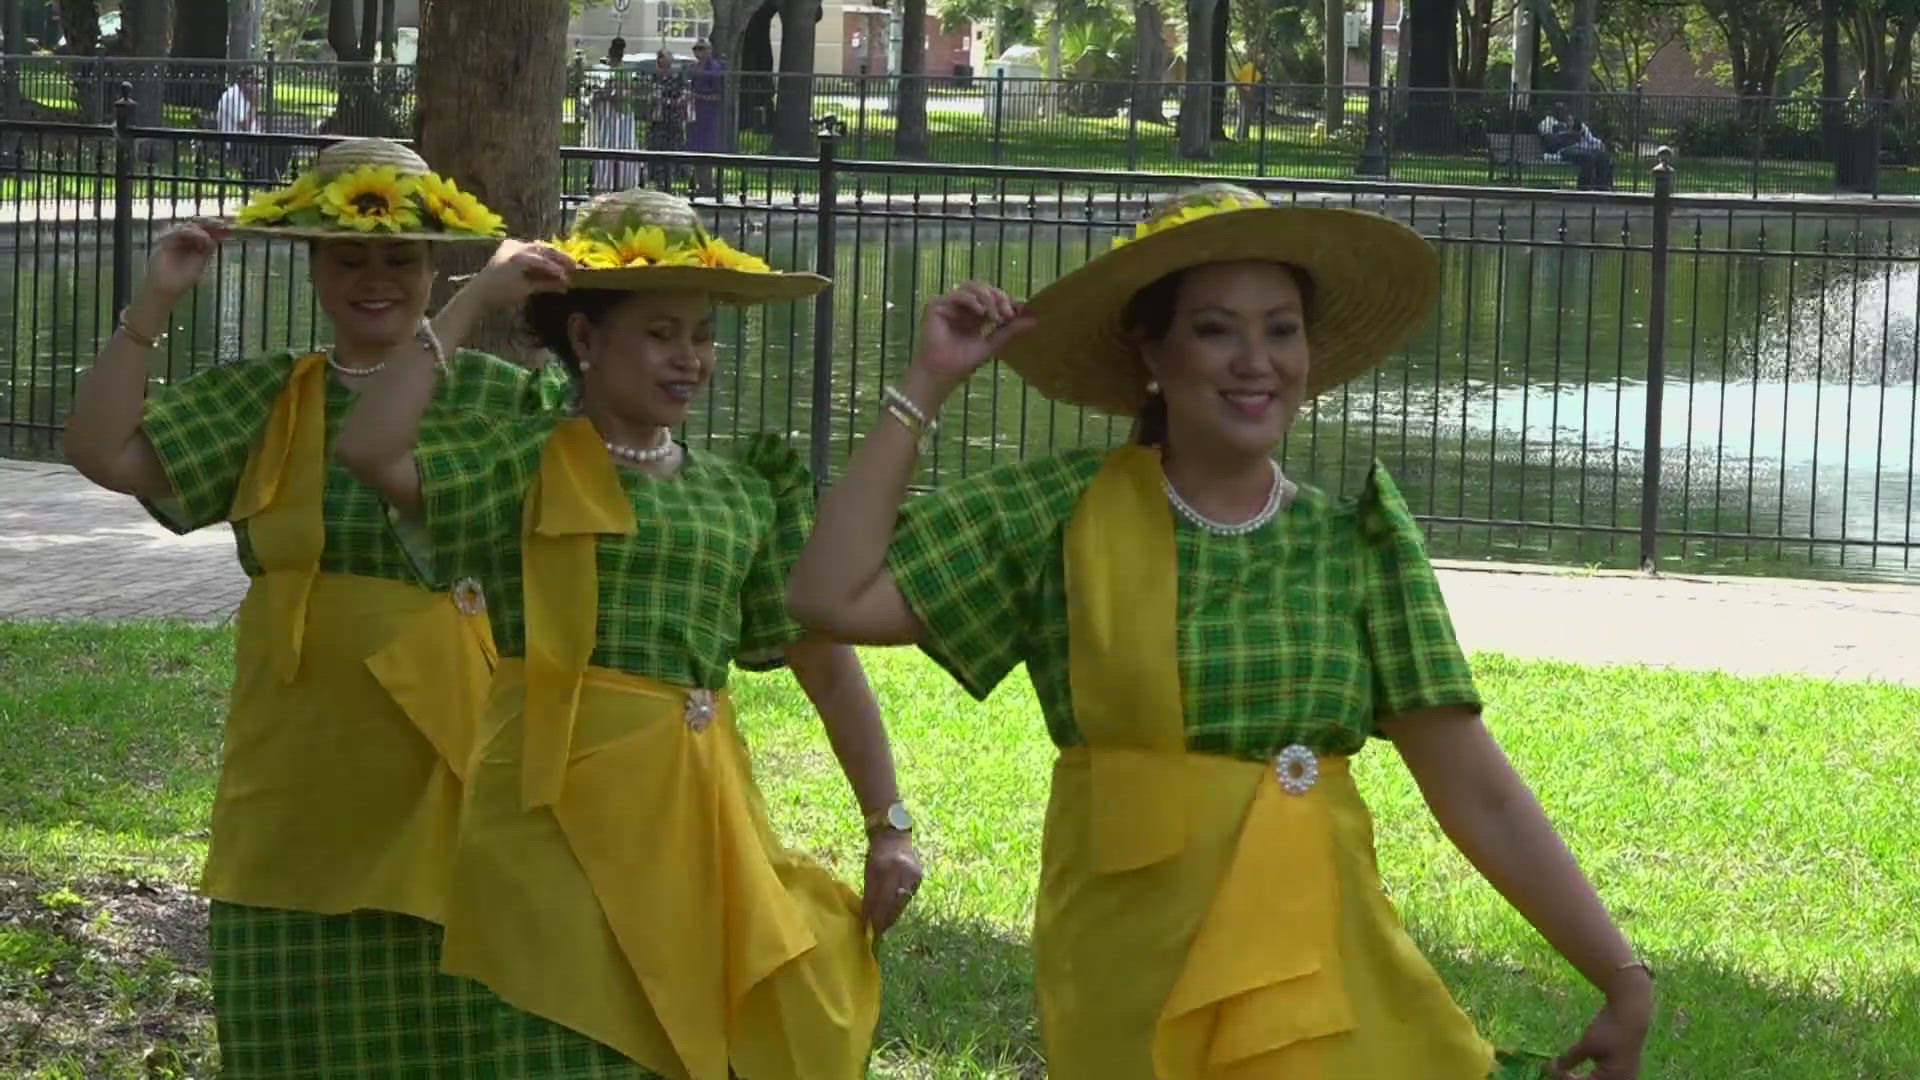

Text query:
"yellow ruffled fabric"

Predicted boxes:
[[438, 416, 880, 1079], [1037, 446, 1494, 1079], [204, 353, 497, 920]]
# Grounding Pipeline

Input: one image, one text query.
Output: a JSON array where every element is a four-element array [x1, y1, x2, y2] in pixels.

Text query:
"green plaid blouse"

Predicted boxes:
[[138, 349, 571, 587], [886, 450, 1480, 760], [416, 420, 815, 689]]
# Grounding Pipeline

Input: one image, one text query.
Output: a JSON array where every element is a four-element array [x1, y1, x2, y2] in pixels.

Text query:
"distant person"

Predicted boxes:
[[587, 37, 641, 191], [688, 37, 727, 194], [213, 69, 270, 181], [1538, 103, 1615, 192], [645, 48, 689, 190]]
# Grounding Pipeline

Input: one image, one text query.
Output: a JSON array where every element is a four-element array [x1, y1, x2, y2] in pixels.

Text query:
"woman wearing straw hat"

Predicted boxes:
[[61, 137, 572, 1074], [335, 188, 920, 1078], [785, 184, 1654, 1079]]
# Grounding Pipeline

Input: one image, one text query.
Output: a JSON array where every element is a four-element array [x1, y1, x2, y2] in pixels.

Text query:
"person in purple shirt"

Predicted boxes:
[[688, 37, 726, 194]]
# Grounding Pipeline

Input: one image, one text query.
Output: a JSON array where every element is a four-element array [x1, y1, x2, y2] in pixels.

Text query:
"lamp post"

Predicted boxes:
[[1355, 0, 1389, 177]]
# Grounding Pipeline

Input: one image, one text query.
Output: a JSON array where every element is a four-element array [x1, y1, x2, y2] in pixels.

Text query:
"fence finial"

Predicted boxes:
[[1654, 144, 1674, 172], [813, 114, 846, 140]]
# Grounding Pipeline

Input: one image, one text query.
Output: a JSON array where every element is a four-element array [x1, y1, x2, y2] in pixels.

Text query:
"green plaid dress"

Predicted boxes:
[[412, 419, 816, 1078], [886, 448, 1481, 759], [139, 349, 570, 1080]]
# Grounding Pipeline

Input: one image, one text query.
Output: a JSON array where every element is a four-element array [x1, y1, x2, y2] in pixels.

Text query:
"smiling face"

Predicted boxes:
[[567, 291, 717, 429], [309, 239, 433, 350], [1136, 260, 1311, 459]]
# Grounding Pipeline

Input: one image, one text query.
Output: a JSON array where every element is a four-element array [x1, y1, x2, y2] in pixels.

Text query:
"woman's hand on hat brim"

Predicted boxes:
[[470, 239, 574, 308], [908, 282, 1038, 400]]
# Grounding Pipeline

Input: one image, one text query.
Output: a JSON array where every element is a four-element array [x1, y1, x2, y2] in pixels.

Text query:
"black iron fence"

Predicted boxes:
[[4, 105, 1917, 584], [8, 53, 1920, 196]]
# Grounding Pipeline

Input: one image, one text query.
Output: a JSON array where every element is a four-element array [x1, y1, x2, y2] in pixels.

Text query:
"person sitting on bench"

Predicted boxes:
[[1538, 104, 1615, 191]]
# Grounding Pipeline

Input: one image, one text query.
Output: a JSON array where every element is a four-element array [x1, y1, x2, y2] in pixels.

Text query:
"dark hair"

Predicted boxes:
[[1121, 262, 1316, 447], [608, 36, 627, 55], [522, 289, 632, 380]]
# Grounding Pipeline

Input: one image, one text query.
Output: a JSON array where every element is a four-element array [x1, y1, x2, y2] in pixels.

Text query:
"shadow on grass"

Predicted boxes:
[[873, 911, 1919, 1079]]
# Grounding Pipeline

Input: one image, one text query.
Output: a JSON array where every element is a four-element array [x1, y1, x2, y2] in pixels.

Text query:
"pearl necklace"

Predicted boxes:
[[326, 352, 385, 377], [604, 429, 676, 464], [1164, 460, 1294, 536]]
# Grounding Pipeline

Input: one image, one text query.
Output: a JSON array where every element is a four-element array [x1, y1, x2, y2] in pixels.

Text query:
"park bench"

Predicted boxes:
[[1485, 132, 1574, 185]]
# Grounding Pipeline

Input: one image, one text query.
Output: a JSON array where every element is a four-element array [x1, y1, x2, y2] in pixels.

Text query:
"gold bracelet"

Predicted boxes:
[[116, 314, 167, 350]]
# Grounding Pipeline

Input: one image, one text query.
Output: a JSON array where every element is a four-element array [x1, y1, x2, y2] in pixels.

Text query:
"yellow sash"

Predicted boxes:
[[1052, 446, 1356, 1077], [229, 351, 328, 681], [440, 420, 878, 1078], [518, 415, 637, 810]]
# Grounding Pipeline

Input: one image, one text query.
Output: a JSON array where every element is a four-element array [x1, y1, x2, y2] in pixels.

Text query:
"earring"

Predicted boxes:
[[1145, 379, 1160, 395], [579, 360, 592, 373]]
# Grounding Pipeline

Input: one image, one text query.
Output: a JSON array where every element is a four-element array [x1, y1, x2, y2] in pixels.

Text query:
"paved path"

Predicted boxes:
[[4, 457, 1917, 686]]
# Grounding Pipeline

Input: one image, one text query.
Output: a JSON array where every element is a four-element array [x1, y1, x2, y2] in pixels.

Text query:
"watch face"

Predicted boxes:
[[887, 803, 914, 832]]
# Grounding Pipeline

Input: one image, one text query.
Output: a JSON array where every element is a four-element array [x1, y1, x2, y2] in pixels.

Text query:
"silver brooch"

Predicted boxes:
[[685, 688, 716, 733], [451, 578, 486, 616], [1274, 744, 1319, 795]]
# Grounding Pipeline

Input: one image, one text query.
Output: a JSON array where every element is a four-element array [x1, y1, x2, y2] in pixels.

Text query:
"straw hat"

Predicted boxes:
[[995, 184, 1441, 416], [229, 137, 505, 243], [548, 189, 828, 304]]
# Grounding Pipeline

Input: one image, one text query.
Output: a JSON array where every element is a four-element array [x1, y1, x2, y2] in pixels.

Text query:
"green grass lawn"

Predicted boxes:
[[2, 621, 1915, 1078]]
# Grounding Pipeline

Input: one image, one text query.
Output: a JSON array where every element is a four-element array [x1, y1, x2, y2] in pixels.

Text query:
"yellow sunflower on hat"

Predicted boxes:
[[688, 234, 771, 272], [319, 164, 422, 233], [553, 236, 623, 269], [235, 171, 321, 227], [417, 173, 506, 237]]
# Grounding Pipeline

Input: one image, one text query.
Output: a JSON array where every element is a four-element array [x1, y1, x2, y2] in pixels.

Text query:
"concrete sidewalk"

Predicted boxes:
[[4, 457, 1916, 686]]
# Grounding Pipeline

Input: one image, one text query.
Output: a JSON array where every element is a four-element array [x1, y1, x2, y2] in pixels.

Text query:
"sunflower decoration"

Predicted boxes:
[[319, 164, 422, 233], [547, 210, 763, 271], [553, 236, 624, 270], [417, 173, 507, 237], [227, 138, 507, 242], [235, 172, 321, 227], [1109, 187, 1271, 251]]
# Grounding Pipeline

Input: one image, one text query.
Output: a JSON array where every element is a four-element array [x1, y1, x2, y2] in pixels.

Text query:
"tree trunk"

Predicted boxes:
[[416, 0, 567, 363], [327, 0, 358, 59], [169, 0, 226, 112], [1405, 0, 1452, 147], [1178, 0, 1218, 157], [379, 0, 396, 60], [894, 0, 928, 158], [227, 0, 260, 58], [1323, 0, 1343, 129], [1208, 0, 1228, 138], [769, 0, 819, 156], [358, 0, 376, 59], [1821, 0, 1841, 158], [324, 0, 388, 135], [3, 0, 26, 118], [121, 0, 171, 125], [1131, 0, 1167, 122], [1564, 0, 1598, 93], [740, 0, 777, 136]]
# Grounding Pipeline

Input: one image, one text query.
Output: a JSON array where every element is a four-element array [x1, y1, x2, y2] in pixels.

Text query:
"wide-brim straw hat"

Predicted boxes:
[[555, 188, 829, 304], [229, 137, 502, 243], [996, 186, 1441, 416]]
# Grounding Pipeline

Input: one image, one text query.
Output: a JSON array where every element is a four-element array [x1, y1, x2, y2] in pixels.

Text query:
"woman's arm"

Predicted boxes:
[[340, 241, 571, 515], [782, 637, 922, 934], [1383, 707, 1652, 1077], [63, 223, 224, 498], [785, 283, 1036, 644]]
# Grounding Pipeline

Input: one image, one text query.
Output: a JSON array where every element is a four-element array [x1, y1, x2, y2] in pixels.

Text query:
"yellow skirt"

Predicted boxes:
[[1035, 749, 1495, 1080], [205, 572, 495, 921], [438, 660, 880, 1080]]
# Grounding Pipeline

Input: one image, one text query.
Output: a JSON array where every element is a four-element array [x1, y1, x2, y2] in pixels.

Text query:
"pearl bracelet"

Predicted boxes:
[[881, 384, 937, 453]]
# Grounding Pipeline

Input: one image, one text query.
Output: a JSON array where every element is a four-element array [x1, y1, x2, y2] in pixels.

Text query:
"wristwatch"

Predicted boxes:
[[864, 801, 914, 837]]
